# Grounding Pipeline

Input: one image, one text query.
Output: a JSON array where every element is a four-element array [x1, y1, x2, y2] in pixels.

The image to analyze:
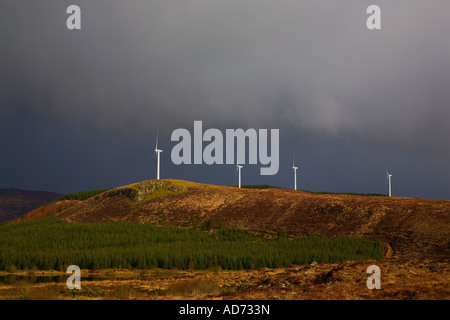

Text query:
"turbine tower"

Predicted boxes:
[[236, 164, 243, 188], [155, 132, 163, 180], [292, 157, 298, 190], [386, 169, 392, 197]]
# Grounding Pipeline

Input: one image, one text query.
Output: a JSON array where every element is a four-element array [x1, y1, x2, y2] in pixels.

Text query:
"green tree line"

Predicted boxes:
[[0, 218, 382, 271], [59, 189, 111, 201]]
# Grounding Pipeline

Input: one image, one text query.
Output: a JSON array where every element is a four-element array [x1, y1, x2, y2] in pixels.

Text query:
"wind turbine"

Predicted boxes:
[[236, 164, 243, 188], [155, 132, 163, 180], [386, 169, 392, 197], [292, 156, 299, 190]]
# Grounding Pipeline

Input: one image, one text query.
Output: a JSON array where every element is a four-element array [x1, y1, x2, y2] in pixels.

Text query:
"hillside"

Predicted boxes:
[[45, 179, 450, 259], [0, 188, 62, 222]]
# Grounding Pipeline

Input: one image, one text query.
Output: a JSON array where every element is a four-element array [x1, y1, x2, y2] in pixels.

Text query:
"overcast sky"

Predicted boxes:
[[1, 1, 449, 199]]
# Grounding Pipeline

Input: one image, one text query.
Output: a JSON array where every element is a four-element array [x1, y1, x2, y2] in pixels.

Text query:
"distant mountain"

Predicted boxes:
[[0, 188, 62, 222]]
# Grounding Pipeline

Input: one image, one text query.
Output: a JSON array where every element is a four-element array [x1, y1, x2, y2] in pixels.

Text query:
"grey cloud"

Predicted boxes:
[[2, 1, 449, 139], [0, 1, 449, 197]]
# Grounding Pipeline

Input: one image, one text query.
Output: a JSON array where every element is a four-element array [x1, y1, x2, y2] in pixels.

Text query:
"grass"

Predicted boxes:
[[123, 180, 189, 204], [59, 189, 111, 201], [233, 185, 387, 196], [137, 187, 178, 202], [1, 260, 447, 300], [234, 185, 281, 189], [164, 278, 221, 296], [301, 190, 388, 197], [57, 181, 190, 205], [58, 182, 387, 206]]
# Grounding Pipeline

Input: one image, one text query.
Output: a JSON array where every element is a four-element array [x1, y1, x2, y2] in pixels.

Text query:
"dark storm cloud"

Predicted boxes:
[[1, 1, 449, 197]]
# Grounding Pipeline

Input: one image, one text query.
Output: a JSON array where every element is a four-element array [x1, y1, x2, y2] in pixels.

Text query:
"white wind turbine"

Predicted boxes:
[[236, 164, 243, 188], [155, 132, 163, 180], [386, 169, 392, 197], [292, 156, 299, 190]]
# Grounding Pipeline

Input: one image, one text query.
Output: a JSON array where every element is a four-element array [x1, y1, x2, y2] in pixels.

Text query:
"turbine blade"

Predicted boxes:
[[155, 130, 159, 149]]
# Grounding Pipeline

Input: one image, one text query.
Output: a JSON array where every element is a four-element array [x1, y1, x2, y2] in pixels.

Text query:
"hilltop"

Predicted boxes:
[[18, 179, 450, 260], [0, 188, 62, 222]]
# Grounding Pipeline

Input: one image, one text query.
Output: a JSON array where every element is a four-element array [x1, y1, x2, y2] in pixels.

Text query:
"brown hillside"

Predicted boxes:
[[56, 180, 450, 260], [12, 200, 80, 223]]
